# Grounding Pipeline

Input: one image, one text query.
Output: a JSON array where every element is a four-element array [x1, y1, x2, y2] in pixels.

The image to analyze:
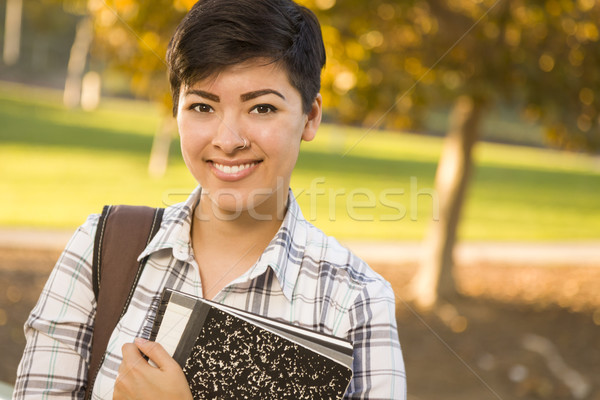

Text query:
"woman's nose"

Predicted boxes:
[[211, 112, 246, 153]]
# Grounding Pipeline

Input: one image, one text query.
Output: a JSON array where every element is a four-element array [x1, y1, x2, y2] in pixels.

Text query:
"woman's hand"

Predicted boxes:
[[113, 338, 193, 400]]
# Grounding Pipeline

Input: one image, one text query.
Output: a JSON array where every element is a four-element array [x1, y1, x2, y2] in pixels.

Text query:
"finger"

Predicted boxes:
[[119, 342, 148, 378], [121, 342, 144, 362], [134, 338, 175, 370], [116, 343, 147, 396]]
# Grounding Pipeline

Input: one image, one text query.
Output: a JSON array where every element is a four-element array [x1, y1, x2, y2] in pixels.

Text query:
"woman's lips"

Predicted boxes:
[[208, 160, 261, 181]]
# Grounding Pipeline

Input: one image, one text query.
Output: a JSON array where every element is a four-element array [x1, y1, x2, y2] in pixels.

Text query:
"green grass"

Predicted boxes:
[[1, 82, 599, 240]]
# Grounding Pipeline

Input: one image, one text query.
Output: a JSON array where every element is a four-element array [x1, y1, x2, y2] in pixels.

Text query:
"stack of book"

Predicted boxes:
[[149, 288, 354, 399]]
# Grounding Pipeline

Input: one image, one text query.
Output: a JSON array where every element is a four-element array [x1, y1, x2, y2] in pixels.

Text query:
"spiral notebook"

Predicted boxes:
[[149, 288, 354, 399]]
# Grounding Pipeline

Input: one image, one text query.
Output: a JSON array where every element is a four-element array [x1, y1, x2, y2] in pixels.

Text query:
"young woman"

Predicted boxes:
[[14, 0, 406, 398]]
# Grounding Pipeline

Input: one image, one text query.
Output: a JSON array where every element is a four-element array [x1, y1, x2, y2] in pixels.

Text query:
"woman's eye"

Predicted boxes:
[[250, 104, 277, 114], [191, 103, 213, 113]]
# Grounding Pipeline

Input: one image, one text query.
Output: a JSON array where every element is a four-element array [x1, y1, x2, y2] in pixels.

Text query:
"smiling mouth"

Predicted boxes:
[[212, 161, 260, 174]]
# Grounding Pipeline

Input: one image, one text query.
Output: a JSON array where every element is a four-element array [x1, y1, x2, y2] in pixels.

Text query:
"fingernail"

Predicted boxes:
[[134, 337, 148, 345]]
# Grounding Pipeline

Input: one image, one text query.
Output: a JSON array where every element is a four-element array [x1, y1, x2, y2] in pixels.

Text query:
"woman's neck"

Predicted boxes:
[[189, 194, 287, 298], [193, 192, 286, 248], [193, 210, 282, 252]]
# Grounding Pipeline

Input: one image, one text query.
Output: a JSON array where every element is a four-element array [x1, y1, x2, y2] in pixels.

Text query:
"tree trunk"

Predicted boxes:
[[148, 116, 176, 178], [3, 0, 23, 66], [64, 17, 93, 109], [81, 71, 102, 111], [411, 95, 483, 309]]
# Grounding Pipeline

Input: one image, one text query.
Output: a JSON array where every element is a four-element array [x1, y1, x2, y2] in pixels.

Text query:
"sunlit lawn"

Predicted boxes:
[[1, 82, 599, 240]]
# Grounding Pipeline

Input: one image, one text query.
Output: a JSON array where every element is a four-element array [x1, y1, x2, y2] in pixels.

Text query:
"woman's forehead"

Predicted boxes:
[[187, 58, 285, 84], [182, 59, 297, 96]]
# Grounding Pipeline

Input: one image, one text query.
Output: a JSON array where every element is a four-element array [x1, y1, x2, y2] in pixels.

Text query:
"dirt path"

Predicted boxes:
[[1, 237, 600, 399]]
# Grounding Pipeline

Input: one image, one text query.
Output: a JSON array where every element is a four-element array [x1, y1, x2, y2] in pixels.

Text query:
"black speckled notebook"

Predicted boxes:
[[149, 288, 353, 399]]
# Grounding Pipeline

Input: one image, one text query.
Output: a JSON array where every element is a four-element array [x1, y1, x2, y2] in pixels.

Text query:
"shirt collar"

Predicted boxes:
[[249, 190, 307, 300], [137, 186, 200, 263], [138, 186, 308, 301]]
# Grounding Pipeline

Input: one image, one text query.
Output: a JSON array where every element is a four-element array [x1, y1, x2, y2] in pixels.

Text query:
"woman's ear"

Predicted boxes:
[[301, 94, 322, 142]]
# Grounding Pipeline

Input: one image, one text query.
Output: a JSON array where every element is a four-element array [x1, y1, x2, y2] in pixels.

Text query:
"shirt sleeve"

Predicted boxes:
[[13, 214, 99, 399], [344, 278, 407, 400]]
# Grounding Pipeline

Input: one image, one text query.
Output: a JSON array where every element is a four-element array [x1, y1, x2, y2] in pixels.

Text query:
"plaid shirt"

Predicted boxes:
[[14, 187, 406, 399]]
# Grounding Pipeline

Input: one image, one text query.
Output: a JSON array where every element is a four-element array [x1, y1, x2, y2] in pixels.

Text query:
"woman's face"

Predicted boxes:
[[176, 59, 322, 219]]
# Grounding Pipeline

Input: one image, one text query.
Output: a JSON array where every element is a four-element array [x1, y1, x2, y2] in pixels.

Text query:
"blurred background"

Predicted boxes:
[[1, 0, 599, 399]]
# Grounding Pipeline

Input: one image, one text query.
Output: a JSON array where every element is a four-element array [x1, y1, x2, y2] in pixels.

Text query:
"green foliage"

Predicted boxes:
[[78, 0, 599, 149], [86, 0, 189, 108], [1, 84, 598, 239], [304, 0, 600, 151]]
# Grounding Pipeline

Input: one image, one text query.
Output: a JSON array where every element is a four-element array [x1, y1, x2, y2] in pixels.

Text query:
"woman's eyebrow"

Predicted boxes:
[[241, 89, 286, 102], [186, 89, 220, 102]]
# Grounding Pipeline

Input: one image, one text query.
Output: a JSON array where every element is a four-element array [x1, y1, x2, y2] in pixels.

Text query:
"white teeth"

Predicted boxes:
[[214, 162, 256, 174]]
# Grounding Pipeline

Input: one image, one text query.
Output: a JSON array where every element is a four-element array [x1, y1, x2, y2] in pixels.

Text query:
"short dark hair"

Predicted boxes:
[[167, 0, 326, 116]]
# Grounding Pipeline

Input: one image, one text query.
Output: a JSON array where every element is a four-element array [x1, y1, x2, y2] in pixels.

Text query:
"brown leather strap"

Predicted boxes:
[[85, 205, 163, 399]]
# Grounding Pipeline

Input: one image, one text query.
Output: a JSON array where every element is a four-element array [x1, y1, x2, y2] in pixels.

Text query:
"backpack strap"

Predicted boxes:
[[85, 205, 164, 400]]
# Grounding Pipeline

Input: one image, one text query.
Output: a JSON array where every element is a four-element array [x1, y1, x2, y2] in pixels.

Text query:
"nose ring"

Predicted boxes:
[[240, 138, 248, 150]]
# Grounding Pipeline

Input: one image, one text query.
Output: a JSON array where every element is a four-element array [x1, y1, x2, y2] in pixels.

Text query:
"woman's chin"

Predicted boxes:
[[206, 195, 282, 221]]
